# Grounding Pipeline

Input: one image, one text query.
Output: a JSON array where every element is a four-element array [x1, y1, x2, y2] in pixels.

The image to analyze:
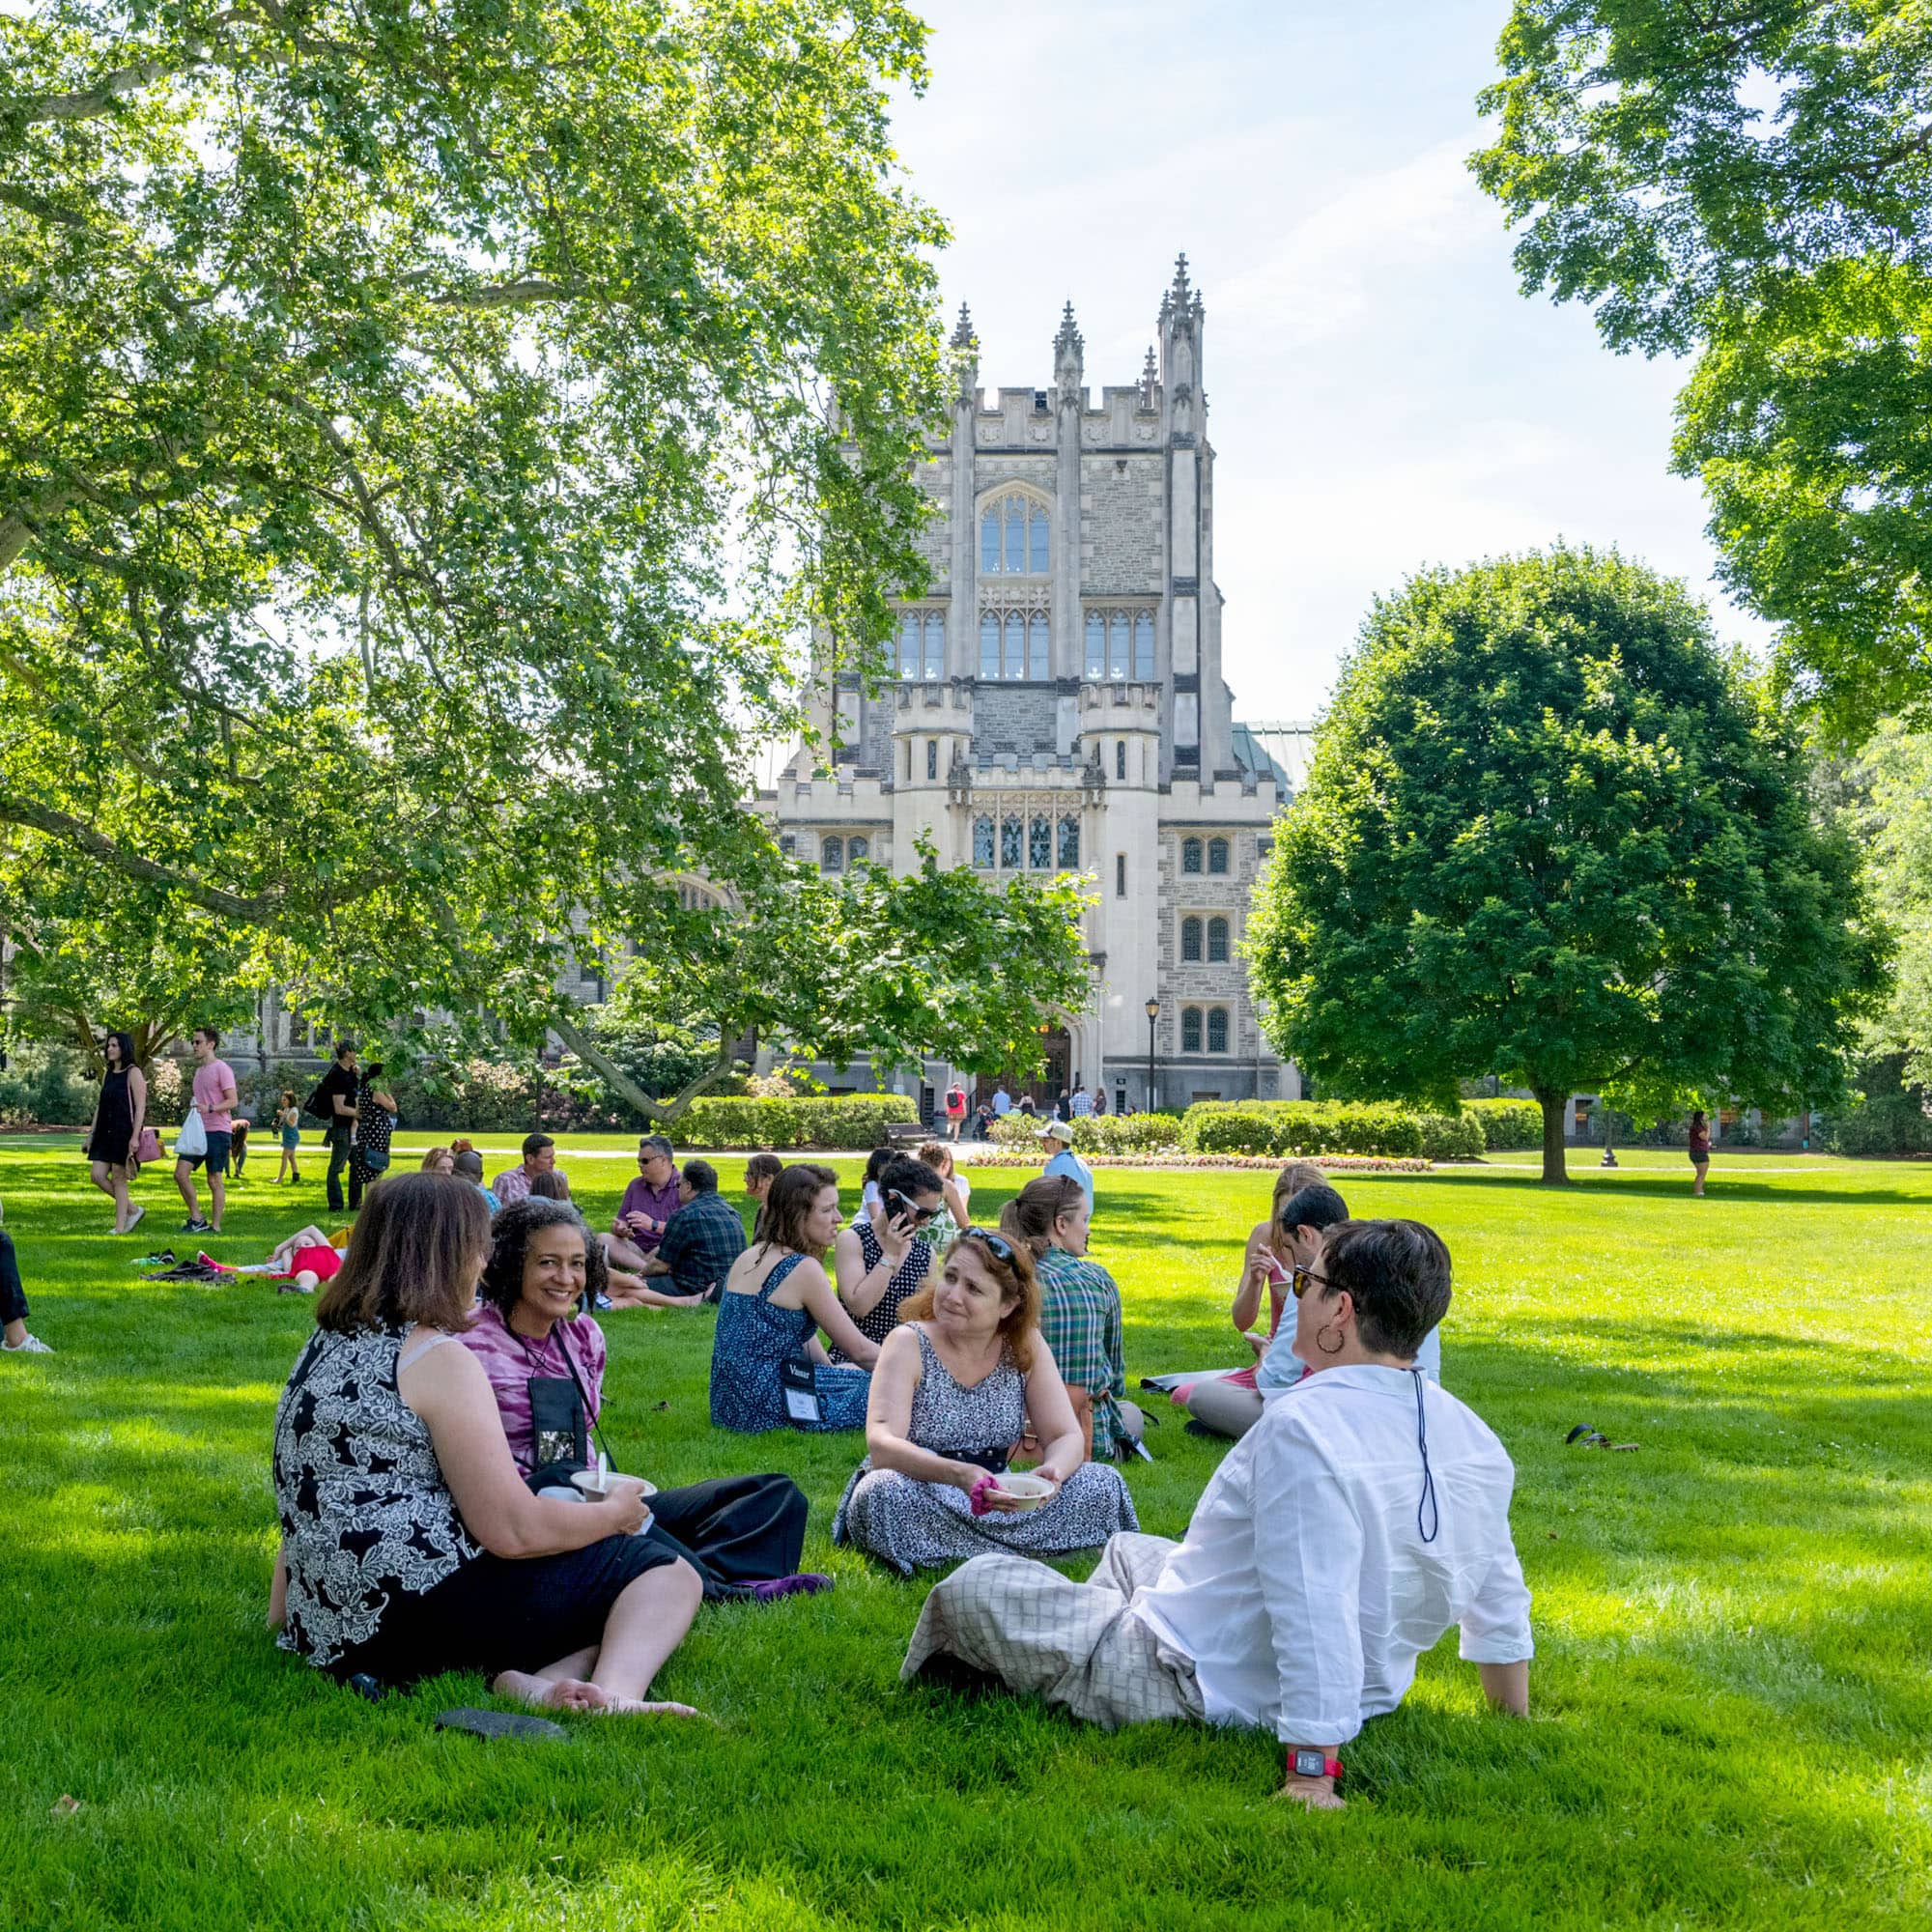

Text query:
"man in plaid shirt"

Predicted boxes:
[[645, 1159, 747, 1301]]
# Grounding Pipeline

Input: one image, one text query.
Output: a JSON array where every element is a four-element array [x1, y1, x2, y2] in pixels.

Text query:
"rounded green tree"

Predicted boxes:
[[1247, 546, 1887, 1182]]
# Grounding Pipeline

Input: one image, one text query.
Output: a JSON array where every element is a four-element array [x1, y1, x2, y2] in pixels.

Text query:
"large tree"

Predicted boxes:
[[1246, 546, 1887, 1182], [1471, 2, 1932, 737], [1843, 723, 1932, 1086], [0, 1, 946, 1062]]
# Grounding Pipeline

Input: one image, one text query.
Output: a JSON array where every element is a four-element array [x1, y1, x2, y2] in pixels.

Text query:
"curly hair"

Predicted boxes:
[[477, 1198, 608, 1319], [898, 1229, 1041, 1374]]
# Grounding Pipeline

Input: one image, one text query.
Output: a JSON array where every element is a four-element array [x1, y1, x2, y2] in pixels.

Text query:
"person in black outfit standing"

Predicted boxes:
[[313, 1041, 361, 1213], [84, 1030, 149, 1235], [350, 1062, 399, 1209]]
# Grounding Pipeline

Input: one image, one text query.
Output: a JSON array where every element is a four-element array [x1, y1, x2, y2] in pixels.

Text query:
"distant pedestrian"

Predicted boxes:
[[944, 1079, 968, 1142], [992, 1084, 1012, 1119], [1016, 1094, 1037, 1120], [274, 1091, 302, 1184], [1037, 1117, 1094, 1217], [85, 1030, 149, 1236], [1093, 1091, 1108, 1118], [1069, 1085, 1094, 1120], [350, 1062, 398, 1208], [1689, 1109, 1711, 1198], [175, 1025, 238, 1235], [310, 1042, 361, 1213], [0, 1194, 52, 1354]]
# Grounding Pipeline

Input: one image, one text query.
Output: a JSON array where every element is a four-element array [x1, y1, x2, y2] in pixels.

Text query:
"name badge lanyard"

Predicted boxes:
[[523, 1326, 617, 1472]]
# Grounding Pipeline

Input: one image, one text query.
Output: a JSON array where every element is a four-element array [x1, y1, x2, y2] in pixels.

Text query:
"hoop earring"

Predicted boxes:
[[1315, 1322, 1345, 1356]]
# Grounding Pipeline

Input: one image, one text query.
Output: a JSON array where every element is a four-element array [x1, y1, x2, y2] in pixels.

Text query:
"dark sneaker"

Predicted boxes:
[[181, 1218, 214, 1235]]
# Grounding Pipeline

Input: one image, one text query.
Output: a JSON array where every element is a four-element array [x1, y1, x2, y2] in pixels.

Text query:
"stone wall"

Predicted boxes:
[[1079, 454, 1164, 593]]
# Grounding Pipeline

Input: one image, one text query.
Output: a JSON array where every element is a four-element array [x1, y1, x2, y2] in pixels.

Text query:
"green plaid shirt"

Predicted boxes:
[[1035, 1244, 1128, 1459]]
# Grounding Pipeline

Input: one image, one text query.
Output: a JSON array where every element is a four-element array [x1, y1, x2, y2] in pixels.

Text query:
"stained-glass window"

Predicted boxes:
[[1028, 613, 1049, 681], [1115, 740, 1126, 781], [1207, 1008, 1229, 1054], [849, 836, 869, 865], [1181, 838, 1203, 874], [1058, 815, 1079, 867], [1208, 915, 1230, 962], [1181, 916, 1202, 962], [973, 816, 994, 868], [1001, 816, 1023, 868], [1109, 612, 1129, 679], [1133, 612, 1155, 680], [1208, 837, 1230, 875], [1029, 815, 1051, 868], [1181, 1007, 1203, 1054], [980, 613, 1001, 680], [925, 739, 938, 781], [821, 837, 843, 873], [1085, 612, 1105, 680], [924, 612, 945, 679]]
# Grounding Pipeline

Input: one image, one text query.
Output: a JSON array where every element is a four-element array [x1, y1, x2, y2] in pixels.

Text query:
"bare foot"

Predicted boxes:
[[590, 1697, 708, 1719], [492, 1670, 610, 1713], [1276, 1781, 1346, 1811]]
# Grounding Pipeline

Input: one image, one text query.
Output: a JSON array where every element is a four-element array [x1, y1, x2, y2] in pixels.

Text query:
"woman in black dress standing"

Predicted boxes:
[[85, 1031, 149, 1235]]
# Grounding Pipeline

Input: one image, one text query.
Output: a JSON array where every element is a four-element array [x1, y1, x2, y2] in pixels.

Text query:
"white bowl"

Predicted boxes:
[[990, 1472, 1055, 1513], [571, 1470, 658, 1500]]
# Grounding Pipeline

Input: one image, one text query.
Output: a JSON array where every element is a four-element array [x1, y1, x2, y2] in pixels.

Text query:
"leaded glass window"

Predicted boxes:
[[1115, 740, 1126, 781], [1181, 1007, 1203, 1054], [1029, 815, 1051, 868], [980, 613, 1001, 680], [821, 837, 843, 873], [1181, 916, 1202, 962], [980, 494, 1051, 574], [1109, 612, 1129, 679], [1029, 506, 1049, 572], [1181, 838, 1203, 874], [1005, 500, 1025, 575], [898, 614, 920, 679], [1208, 837, 1230, 875], [1006, 612, 1027, 679], [973, 816, 994, 868], [1207, 1008, 1229, 1054], [980, 512, 1001, 574], [1085, 612, 1105, 679], [1058, 815, 1079, 867], [923, 612, 945, 679], [1208, 915, 1230, 962], [925, 739, 938, 780], [849, 836, 869, 865], [1133, 612, 1155, 680], [1028, 613, 1049, 680], [1001, 816, 1023, 868]]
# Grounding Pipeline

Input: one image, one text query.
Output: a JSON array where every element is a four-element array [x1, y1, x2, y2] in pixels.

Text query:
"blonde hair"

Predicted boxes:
[[898, 1231, 1039, 1373], [1270, 1160, 1325, 1211]]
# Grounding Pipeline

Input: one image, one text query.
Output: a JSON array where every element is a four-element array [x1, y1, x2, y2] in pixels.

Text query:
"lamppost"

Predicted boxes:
[[1145, 996, 1160, 1114]]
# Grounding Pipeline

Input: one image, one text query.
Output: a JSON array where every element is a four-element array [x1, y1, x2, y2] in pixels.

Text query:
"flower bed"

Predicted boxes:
[[958, 1150, 1434, 1174]]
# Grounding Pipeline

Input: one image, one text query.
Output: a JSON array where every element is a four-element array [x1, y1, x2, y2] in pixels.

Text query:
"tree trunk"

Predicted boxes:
[[1536, 1087, 1570, 1185]]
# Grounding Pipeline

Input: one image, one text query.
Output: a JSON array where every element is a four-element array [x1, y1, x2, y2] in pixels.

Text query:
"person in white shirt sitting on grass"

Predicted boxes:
[[900, 1216, 1533, 1810]]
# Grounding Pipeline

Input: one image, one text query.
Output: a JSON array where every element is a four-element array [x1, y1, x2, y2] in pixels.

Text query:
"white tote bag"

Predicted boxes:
[[175, 1107, 208, 1160]]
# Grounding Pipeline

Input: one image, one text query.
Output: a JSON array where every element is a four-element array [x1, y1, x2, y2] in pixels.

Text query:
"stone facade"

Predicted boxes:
[[761, 260, 1301, 1111]]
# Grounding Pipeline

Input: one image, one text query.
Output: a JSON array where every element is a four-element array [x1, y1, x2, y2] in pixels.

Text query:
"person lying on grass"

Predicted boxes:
[[269, 1171, 703, 1719], [832, 1229, 1137, 1576], [224, 1223, 352, 1293], [900, 1217, 1533, 1809], [463, 1198, 829, 1605]]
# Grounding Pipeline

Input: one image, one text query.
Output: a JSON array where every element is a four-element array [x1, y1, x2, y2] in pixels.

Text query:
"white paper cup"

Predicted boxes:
[[990, 1473, 1054, 1513], [570, 1470, 658, 1500]]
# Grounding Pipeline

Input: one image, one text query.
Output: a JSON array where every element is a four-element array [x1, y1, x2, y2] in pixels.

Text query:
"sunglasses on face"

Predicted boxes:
[[1291, 1264, 1337, 1300], [885, 1188, 937, 1226], [962, 1227, 1015, 1263]]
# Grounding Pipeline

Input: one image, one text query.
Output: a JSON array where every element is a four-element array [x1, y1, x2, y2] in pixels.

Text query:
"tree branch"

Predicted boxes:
[[4, 14, 248, 126], [546, 1009, 733, 1124]]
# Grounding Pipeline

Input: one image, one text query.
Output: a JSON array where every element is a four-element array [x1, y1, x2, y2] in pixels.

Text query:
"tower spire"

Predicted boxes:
[[1052, 298, 1084, 401], [1139, 344, 1158, 410], [950, 301, 978, 352], [951, 301, 979, 406]]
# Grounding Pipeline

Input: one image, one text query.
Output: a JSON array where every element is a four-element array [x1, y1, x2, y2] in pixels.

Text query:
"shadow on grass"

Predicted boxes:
[[1421, 1164, 1929, 1208]]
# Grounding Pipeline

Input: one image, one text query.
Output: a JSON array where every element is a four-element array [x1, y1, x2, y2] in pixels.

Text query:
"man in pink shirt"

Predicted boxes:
[[175, 1025, 239, 1235]]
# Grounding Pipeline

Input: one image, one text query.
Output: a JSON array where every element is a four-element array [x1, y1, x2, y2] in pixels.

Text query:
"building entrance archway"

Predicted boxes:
[[1009, 1026, 1071, 1111]]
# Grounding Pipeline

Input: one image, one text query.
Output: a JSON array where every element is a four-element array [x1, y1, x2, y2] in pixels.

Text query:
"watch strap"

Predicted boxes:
[[1289, 1748, 1344, 1780]]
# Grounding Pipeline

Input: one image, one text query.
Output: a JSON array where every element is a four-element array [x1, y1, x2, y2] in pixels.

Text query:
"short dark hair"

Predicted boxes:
[[639, 1133, 674, 1161], [682, 1159, 719, 1194], [880, 1155, 944, 1205], [333, 1039, 358, 1061], [478, 1199, 607, 1319], [192, 1024, 219, 1044], [1277, 1182, 1350, 1235], [745, 1152, 783, 1188], [754, 1161, 839, 1256], [451, 1148, 485, 1181], [521, 1132, 555, 1160], [1319, 1219, 1452, 1359], [862, 1146, 895, 1186], [316, 1174, 488, 1334]]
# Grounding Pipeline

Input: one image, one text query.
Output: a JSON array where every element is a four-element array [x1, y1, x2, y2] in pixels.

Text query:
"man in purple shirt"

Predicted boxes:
[[175, 1025, 238, 1235], [491, 1132, 558, 1208], [607, 1133, 681, 1271]]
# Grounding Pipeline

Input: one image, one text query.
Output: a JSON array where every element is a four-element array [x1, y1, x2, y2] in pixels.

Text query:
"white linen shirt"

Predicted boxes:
[[1130, 1364, 1532, 1746], [1255, 1315, 1442, 1394]]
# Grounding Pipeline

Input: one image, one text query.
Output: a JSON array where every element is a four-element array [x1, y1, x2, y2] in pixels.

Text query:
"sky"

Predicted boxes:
[[890, 0, 1768, 725]]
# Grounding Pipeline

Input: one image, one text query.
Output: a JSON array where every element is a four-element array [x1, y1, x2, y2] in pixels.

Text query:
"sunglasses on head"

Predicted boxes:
[[961, 1226, 1015, 1263], [885, 1188, 937, 1226]]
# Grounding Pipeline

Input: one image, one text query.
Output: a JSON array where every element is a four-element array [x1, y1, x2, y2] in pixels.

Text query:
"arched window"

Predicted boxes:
[[1181, 1006, 1203, 1054], [1115, 740, 1126, 781], [925, 739, 938, 780], [780, 835, 796, 856], [1027, 612, 1049, 680], [1208, 915, 1230, 963], [1133, 612, 1155, 680], [1109, 611, 1129, 679], [973, 816, 994, 868], [1006, 611, 1028, 678], [821, 837, 843, 873], [1058, 815, 1079, 867], [1029, 815, 1051, 868], [980, 613, 1001, 680], [1030, 505, 1049, 572], [1005, 498, 1025, 574], [849, 836, 869, 865], [1085, 612, 1105, 679], [923, 612, 945, 679], [1207, 1008, 1229, 1054], [1181, 838, 1203, 874], [980, 512, 1001, 574], [1001, 815, 1023, 868], [1180, 916, 1203, 962], [897, 613, 921, 679], [981, 494, 1050, 574], [1208, 837, 1230, 875]]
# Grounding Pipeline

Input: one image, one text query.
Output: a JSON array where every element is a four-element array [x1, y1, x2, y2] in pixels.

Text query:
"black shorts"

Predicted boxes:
[[1689, 1148, 1709, 1166], [180, 1131, 233, 1177], [329, 1532, 685, 1688]]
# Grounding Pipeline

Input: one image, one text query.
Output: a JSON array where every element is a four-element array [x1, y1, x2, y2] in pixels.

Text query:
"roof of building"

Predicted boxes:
[[1232, 720, 1317, 796]]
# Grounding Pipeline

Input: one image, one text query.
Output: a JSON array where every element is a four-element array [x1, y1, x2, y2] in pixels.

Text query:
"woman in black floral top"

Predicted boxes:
[[269, 1171, 704, 1717]]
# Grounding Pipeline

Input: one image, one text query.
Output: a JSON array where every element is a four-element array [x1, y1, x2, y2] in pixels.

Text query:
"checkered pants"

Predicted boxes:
[[900, 1532, 1205, 1729]]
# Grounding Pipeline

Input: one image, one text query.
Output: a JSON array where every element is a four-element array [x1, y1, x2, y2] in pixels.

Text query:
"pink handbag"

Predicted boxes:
[[135, 1126, 163, 1166]]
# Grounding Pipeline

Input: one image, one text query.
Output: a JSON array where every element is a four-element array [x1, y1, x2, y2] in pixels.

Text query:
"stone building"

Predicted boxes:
[[761, 259, 1308, 1112]]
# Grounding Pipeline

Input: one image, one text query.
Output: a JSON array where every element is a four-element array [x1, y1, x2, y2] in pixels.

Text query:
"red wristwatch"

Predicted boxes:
[[1288, 1748, 1344, 1780]]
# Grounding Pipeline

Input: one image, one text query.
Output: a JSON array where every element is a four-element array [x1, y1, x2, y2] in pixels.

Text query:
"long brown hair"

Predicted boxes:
[[1270, 1160, 1325, 1212], [997, 1175, 1085, 1258], [898, 1230, 1040, 1373], [316, 1173, 488, 1334], [753, 1161, 839, 1258]]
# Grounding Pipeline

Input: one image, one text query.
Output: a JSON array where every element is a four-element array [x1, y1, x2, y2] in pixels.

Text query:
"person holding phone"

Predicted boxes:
[[830, 1155, 945, 1362]]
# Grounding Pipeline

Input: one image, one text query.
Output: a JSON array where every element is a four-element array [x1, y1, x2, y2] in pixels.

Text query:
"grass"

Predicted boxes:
[[1, 1136, 1928, 1930]]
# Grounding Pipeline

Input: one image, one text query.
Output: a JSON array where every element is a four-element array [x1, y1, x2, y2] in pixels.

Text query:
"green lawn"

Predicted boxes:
[[1, 1138, 1927, 1930]]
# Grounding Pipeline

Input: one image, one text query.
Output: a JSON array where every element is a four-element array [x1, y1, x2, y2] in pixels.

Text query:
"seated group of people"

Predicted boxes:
[[269, 1155, 1531, 1802]]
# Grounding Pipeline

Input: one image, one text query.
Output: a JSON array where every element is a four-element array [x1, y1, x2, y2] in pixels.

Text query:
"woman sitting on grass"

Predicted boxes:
[[269, 1172, 703, 1718], [832, 1229, 1138, 1576], [463, 1199, 828, 1604], [710, 1164, 879, 1432]]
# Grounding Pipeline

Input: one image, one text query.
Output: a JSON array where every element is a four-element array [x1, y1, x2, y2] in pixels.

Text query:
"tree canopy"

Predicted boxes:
[[1, 0, 947, 1054], [1246, 546, 1887, 1182], [1841, 723, 1932, 1088], [1471, 2, 1932, 736]]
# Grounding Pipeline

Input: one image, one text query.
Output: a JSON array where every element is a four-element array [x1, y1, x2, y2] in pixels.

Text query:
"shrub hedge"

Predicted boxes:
[[1822, 1092, 1932, 1157], [1178, 1100, 1485, 1160], [986, 1112, 1185, 1154], [1462, 1098, 1544, 1151], [673, 1093, 920, 1151]]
